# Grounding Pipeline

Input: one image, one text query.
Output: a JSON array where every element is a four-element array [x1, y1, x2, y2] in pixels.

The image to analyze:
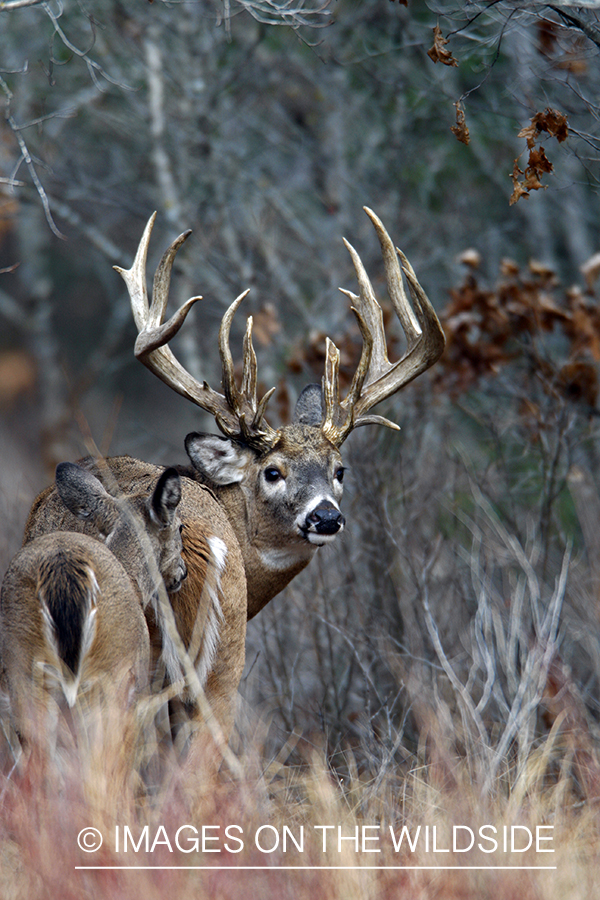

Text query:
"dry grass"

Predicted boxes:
[[0, 696, 598, 900]]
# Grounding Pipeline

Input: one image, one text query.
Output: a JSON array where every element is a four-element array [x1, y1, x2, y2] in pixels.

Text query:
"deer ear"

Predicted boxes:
[[185, 433, 254, 485], [149, 468, 182, 527], [55, 462, 117, 536], [293, 384, 324, 426]]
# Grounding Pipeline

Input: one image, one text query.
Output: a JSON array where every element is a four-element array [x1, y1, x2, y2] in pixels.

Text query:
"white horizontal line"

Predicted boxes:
[[75, 865, 557, 871]]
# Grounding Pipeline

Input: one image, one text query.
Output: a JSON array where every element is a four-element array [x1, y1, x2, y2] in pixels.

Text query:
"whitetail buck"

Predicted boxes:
[[2, 463, 185, 747], [22, 207, 445, 753]]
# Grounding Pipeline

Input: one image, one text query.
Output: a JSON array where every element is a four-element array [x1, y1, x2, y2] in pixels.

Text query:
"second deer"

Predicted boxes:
[[1, 462, 186, 750]]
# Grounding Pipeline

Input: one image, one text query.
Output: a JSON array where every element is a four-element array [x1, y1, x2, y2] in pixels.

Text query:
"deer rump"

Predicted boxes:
[[0, 532, 149, 742]]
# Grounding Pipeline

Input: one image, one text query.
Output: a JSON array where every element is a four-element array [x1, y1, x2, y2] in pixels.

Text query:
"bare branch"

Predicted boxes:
[[548, 4, 600, 51], [227, 0, 333, 29], [0, 75, 65, 239], [145, 30, 183, 225], [8, 108, 76, 131], [42, 1, 135, 92], [42, 196, 130, 264], [0, 0, 46, 10]]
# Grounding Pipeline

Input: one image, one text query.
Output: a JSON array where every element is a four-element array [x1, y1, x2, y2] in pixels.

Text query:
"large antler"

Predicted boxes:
[[114, 213, 279, 451], [321, 207, 446, 447]]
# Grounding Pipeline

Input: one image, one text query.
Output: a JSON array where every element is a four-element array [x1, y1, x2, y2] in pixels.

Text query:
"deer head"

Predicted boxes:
[[55, 461, 187, 602], [114, 209, 445, 612]]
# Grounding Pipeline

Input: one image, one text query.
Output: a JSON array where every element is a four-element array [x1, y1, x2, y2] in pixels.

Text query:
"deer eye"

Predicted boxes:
[[264, 467, 283, 483], [335, 467, 345, 483]]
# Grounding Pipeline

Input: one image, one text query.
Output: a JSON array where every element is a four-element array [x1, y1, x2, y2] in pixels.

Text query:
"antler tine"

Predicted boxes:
[[115, 213, 206, 368], [398, 249, 447, 372], [241, 316, 258, 403], [218, 292, 279, 448], [116, 213, 279, 449], [321, 305, 375, 445], [321, 338, 341, 438], [322, 208, 445, 447], [115, 211, 154, 332], [151, 226, 193, 328], [343, 306, 374, 410], [218, 289, 251, 412], [354, 208, 444, 422], [340, 241, 389, 377], [363, 206, 422, 346]]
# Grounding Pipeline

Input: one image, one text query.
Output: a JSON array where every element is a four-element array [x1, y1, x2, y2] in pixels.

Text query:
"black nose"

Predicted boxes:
[[306, 504, 345, 535], [168, 563, 187, 592]]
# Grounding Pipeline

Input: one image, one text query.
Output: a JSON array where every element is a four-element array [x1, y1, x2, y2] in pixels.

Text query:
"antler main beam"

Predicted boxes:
[[116, 210, 443, 453], [321, 207, 446, 447], [114, 213, 279, 451]]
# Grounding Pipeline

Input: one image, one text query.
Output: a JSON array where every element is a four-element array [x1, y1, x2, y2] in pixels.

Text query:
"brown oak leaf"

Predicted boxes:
[[500, 258, 520, 277], [510, 145, 554, 204], [518, 108, 568, 148], [537, 18, 559, 57], [427, 25, 458, 66], [510, 161, 530, 205], [523, 169, 544, 192], [251, 303, 281, 346], [0, 350, 37, 409], [557, 361, 598, 406], [450, 102, 470, 144], [528, 146, 553, 174], [536, 108, 569, 142]]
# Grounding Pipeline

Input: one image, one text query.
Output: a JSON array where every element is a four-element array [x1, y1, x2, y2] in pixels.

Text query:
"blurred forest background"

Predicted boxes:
[[2, 0, 600, 787]]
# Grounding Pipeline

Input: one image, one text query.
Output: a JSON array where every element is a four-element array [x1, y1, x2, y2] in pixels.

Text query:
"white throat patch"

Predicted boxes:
[[258, 544, 316, 571]]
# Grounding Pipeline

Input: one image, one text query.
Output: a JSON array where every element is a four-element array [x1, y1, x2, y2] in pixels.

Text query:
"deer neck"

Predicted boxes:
[[210, 482, 317, 620]]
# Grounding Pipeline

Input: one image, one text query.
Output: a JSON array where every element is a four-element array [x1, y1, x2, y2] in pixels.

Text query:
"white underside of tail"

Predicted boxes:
[[193, 536, 226, 688], [156, 536, 226, 691]]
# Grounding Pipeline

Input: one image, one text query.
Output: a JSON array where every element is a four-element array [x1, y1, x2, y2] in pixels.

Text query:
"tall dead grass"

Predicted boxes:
[[0, 692, 598, 899]]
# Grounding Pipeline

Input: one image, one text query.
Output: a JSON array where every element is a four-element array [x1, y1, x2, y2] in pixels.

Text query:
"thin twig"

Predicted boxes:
[[1, 75, 65, 239], [0, 0, 46, 10]]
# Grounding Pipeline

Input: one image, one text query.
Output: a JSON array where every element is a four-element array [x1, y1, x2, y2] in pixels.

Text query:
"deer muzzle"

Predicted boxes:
[[165, 559, 188, 593], [303, 501, 345, 541]]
